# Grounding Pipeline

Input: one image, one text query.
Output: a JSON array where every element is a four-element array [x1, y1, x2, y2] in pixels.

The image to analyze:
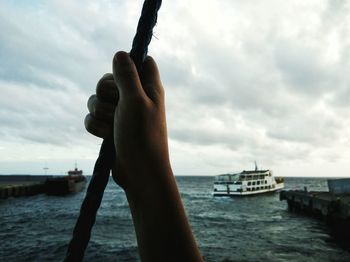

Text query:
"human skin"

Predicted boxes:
[[85, 51, 203, 262]]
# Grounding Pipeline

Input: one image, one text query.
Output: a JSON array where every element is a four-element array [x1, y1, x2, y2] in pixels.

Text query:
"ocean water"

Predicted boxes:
[[1, 176, 349, 262]]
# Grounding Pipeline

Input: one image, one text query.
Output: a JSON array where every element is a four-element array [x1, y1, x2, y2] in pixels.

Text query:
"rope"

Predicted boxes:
[[130, 0, 162, 73], [64, 1, 162, 261]]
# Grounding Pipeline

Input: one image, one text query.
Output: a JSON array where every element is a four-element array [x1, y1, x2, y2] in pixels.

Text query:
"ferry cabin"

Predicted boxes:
[[213, 170, 284, 196]]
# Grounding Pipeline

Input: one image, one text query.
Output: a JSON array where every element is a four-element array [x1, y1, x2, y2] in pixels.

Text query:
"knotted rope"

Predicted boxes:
[[64, 1, 162, 261]]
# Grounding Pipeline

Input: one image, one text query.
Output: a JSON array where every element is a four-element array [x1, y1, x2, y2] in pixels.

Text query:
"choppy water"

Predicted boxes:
[[1, 176, 350, 261]]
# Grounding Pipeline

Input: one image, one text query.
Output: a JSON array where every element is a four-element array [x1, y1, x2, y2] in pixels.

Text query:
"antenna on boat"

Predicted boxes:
[[254, 161, 258, 171], [43, 162, 49, 175]]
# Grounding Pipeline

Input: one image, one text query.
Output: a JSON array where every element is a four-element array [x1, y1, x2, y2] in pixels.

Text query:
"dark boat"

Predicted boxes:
[[45, 164, 86, 195]]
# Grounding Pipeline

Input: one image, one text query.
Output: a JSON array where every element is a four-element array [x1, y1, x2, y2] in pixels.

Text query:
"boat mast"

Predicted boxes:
[[43, 162, 49, 175]]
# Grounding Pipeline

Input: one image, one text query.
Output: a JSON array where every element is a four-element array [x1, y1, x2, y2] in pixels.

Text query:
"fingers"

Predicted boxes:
[[96, 73, 119, 103], [141, 56, 164, 104], [87, 94, 115, 122], [85, 73, 118, 138], [113, 51, 146, 99], [90, 73, 119, 122], [84, 114, 112, 138]]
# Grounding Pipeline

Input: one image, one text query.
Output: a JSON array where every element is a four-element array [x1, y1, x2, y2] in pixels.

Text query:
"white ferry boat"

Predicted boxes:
[[213, 165, 284, 196]]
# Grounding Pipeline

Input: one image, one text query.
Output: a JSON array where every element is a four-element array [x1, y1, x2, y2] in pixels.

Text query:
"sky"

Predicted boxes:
[[0, 0, 350, 176]]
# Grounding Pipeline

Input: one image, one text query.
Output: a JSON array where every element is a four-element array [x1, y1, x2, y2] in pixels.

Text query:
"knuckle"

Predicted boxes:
[[92, 102, 115, 124], [94, 107, 104, 119], [84, 113, 111, 138], [84, 114, 97, 135], [96, 80, 119, 103], [103, 73, 113, 79], [87, 95, 96, 111], [96, 73, 113, 93]]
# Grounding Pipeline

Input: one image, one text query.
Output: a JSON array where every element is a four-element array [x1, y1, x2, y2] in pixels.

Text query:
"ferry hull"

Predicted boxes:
[[212, 168, 284, 197], [45, 177, 86, 195], [213, 183, 284, 196]]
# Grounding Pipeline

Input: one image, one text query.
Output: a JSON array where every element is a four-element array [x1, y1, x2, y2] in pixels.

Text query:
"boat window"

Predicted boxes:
[[216, 175, 229, 182], [259, 175, 264, 179], [265, 180, 267, 184], [257, 181, 260, 185], [216, 175, 239, 182], [247, 188, 251, 191], [248, 182, 251, 186], [252, 182, 256, 185], [268, 185, 271, 189]]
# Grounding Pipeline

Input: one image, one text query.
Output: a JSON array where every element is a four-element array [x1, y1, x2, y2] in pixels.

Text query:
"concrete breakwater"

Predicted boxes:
[[0, 183, 46, 199], [280, 188, 350, 239], [280, 190, 350, 218], [0, 174, 87, 198], [0, 175, 52, 199]]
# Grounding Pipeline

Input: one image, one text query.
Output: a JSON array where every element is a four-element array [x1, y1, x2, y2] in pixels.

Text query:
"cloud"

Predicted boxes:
[[1, 0, 350, 175], [158, 0, 350, 170]]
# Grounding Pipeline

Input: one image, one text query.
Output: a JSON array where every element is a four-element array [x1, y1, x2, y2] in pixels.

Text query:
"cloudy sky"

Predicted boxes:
[[0, 0, 349, 176]]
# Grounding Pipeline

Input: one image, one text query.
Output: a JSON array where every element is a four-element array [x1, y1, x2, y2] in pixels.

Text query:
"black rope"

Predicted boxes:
[[64, 139, 115, 262], [130, 0, 162, 73], [64, 1, 162, 261]]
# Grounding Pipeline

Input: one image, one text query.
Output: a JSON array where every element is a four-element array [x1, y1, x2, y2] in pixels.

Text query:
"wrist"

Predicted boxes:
[[123, 162, 174, 203]]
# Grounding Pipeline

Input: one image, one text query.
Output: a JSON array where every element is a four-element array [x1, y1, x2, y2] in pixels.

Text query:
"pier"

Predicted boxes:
[[0, 174, 86, 199], [280, 190, 350, 218], [0, 183, 46, 199], [0, 175, 50, 199], [280, 179, 350, 239]]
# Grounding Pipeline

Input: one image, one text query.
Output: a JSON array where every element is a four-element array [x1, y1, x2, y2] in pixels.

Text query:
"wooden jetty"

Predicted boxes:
[[280, 179, 350, 238]]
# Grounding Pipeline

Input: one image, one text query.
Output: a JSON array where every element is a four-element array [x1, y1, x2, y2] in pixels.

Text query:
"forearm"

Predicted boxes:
[[125, 168, 203, 262]]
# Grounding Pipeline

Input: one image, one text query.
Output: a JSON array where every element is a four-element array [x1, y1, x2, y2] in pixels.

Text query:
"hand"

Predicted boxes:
[[85, 51, 202, 261], [85, 51, 171, 194]]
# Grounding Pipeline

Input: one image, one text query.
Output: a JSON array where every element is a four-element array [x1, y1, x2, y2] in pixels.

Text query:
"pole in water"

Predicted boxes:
[[64, 1, 162, 261]]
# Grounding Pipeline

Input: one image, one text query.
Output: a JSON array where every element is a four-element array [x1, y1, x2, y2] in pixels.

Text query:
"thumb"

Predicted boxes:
[[112, 51, 145, 99], [141, 56, 164, 104]]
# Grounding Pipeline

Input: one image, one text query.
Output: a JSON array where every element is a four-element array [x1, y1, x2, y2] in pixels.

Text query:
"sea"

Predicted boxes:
[[1, 176, 350, 262]]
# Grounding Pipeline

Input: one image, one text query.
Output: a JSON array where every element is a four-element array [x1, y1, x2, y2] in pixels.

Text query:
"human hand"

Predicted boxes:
[[85, 51, 171, 194], [85, 52, 203, 261]]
